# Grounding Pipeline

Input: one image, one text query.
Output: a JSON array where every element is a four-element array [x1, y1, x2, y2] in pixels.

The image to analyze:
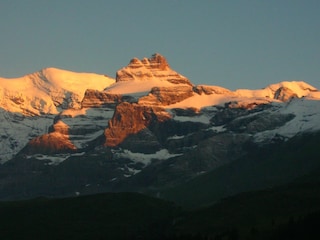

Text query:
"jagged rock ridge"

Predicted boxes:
[[0, 53, 320, 200], [104, 102, 171, 147], [116, 53, 192, 85]]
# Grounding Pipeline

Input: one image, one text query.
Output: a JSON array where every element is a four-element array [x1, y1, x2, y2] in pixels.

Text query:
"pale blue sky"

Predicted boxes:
[[0, 0, 319, 90]]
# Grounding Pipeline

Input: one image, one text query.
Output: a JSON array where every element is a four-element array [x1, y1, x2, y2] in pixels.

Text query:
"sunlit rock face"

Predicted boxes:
[[115, 53, 192, 86], [274, 86, 298, 102], [23, 120, 77, 154], [81, 90, 123, 108], [2, 53, 320, 201], [0, 108, 55, 163], [138, 85, 194, 106], [193, 85, 233, 95], [104, 102, 171, 147], [0, 68, 115, 116]]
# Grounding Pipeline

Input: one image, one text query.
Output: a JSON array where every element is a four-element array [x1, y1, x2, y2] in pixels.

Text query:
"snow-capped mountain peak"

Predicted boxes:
[[38, 67, 115, 96], [234, 81, 317, 100], [0, 67, 115, 115], [115, 53, 191, 85], [1, 53, 320, 201]]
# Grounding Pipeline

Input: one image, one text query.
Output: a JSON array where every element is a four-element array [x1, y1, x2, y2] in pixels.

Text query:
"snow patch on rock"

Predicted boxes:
[[113, 149, 182, 166]]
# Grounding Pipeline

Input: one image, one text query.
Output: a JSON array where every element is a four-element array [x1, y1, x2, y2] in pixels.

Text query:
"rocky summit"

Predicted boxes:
[[0, 53, 320, 201], [116, 53, 192, 85]]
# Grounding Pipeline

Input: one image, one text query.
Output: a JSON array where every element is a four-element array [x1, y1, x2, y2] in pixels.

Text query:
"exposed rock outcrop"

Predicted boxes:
[[274, 86, 298, 102], [138, 85, 194, 106], [115, 53, 192, 86], [25, 133, 77, 154], [0, 68, 115, 116], [104, 102, 171, 147], [23, 120, 76, 154], [227, 112, 295, 133], [119, 128, 163, 154], [81, 90, 123, 108], [2, 53, 320, 203], [193, 85, 232, 95]]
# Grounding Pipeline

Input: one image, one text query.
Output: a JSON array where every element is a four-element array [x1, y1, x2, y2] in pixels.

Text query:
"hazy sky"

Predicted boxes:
[[0, 0, 319, 90]]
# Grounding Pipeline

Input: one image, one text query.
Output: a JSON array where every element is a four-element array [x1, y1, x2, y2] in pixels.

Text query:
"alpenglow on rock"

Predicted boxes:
[[1, 53, 320, 201], [0, 68, 115, 116], [115, 53, 192, 85]]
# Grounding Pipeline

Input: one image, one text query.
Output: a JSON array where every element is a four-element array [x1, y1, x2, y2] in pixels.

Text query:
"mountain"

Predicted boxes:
[[161, 132, 320, 208], [0, 68, 114, 162], [0, 67, 115, 115], [0, 53, 320, 203]]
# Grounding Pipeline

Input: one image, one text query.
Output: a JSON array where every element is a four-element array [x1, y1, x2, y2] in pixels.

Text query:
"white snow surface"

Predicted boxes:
[[1, 67, 317, 115], [0, 109, 54, 163], [0, 67, 115, 115], [254, 98, 320, 142], [172, 114, 211, 124], [113, 149, 183, 166], [29, 152, 85, 165], [38, 68, 115, 97], [104, 78, 186, 96], [168, 81, 318, 110], [166, 91, 274, 110], [235, 81, 317, 99], [1, 65, 320, 164], [57, 108, 115, 149]]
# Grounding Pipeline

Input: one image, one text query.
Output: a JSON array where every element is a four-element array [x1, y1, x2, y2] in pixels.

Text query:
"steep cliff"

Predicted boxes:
[[1, 54, 320, 201], [104, 102, 171, 147], [23, 120, 77, 154], [115, 53, 192, 86]]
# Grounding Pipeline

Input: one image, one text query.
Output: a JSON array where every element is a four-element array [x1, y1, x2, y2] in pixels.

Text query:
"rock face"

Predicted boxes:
[[193, 85, 233, 95], [138, 85, 194, 106], [116, 53, 192, 86], [0, 112, 55, 162], [24, 121, 77, 154], [104, 102, 171, 147], [0, 68, 115, 116], [226, 112, 296, 133], [1, 54, 320, 201], [25, 133, 77, 154], [274, 86, 298, 101], [81, 90, 123, 108]]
